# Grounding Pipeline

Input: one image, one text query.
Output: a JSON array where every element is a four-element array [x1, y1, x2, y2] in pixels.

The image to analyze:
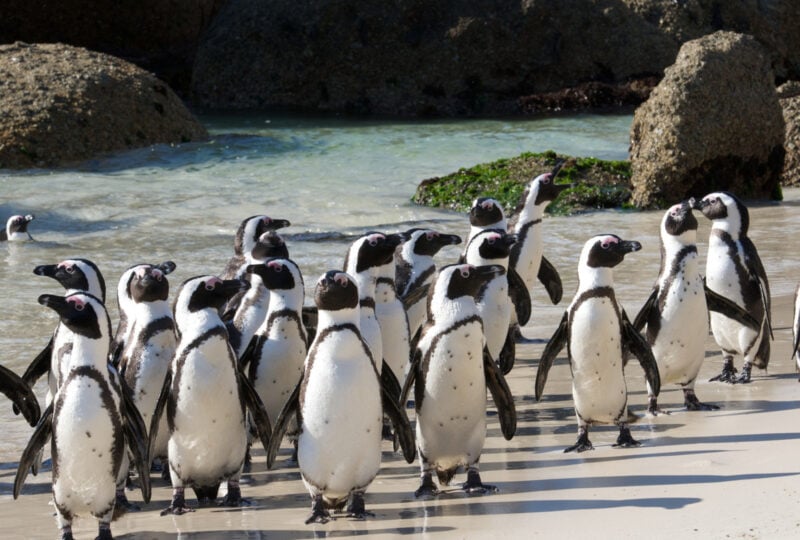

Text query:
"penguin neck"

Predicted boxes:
[[577, 266, 615, 290], [242, 273, 269, 303], [267, 288, 302, 314], [131, 298, 172, 321], [316, 307, 359, 330], [67, 334, 110, 371], [711, 217, 741, 239], [180, 309, 224, 337], [375, 263, 397, 303], [517, 198, 545, 226], [352, 270, 376, 300], [430, 297, 478, 328]]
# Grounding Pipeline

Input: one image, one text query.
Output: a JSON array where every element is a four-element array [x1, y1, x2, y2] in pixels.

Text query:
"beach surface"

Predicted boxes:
[[1, 287, 798, 540]]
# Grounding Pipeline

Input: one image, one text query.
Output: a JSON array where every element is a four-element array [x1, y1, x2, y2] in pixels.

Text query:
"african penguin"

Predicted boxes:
[[461, 197, 507, 260], [463, 229, 530, 374], [394, 228, 462, 345], [151, 276, 271, 514], [403, 263, 516, 497], [1, 214, 35, 242], [14, 292, 150, 540], [535, 234, 660, 452], [265, 270, 414, 523], [693, 192, 772, 383], [220, 215, 291, 280]]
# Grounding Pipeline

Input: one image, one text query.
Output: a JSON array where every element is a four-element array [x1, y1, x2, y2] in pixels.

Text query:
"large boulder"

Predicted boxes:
[[778, 81, 800, 186], [0, 43, 208, 170], [629, 32, 784, 208]]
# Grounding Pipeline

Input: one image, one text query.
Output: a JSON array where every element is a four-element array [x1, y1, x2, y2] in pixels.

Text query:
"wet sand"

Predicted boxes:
[[1, 287, 798, 539]]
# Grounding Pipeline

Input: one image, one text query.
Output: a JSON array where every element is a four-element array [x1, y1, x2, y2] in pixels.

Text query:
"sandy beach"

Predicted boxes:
[[1, 284, 797, 540]]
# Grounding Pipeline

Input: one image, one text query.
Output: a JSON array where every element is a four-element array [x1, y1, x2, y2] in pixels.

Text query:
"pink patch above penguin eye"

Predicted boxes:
[[204, 277, 221, 291], [600, 236, 618, 249], [68, 297, 86, 311], [426, 232, 437, 240], [367, 234, 383, 247], [459, 266, 471, 278], [541, 174, 552, 184], [335, 273, 349, 287], [152, 269, 164, 281], [270, 261, 284, 272]]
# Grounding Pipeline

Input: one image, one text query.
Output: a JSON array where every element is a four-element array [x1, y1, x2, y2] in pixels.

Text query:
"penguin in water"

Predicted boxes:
[[14, 292, 150, 540], [149, 276, 271, 514], [632, 201, 761, 413], [508, 161, 569, 312], [693, 192, 772, 383], [114, 264, 177, 474], [266, 270, 415, 524], [401, 263, 516, 497], [1, 214, 35, 242], [792, 283, 800, 379], [240, 258, 308, 462], [394, 228, 462, 345], [0, 363, 40, 426], [463, 229, 530, 374], [220, 215, 291, 280], [536, 234, 660, 452]]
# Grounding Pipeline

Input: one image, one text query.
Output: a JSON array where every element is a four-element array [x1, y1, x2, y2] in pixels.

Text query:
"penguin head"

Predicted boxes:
[[248, 258, 304, 292], [235, 215, 291, 257], [5, 214, 35, 238], [176, 275, 249, 315], [438, 263, 506, 301], [469, 197, 505, 228], [314, 270, 358, 311], [127, 265, 171, 303], [465, 229, 517, 264], [692, 192, 749, 235], [581, 234, 642, 269], [405, 228, 462, 257], [345, 232, 407, 274], [514, 160, 570, 213], [251, 230, 289, 261], [33, 258, 106, 303], [38, 292, 108, 340], [662, 200, 698, 239]]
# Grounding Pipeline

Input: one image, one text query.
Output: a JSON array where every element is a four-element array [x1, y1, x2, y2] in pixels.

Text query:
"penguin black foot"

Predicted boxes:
[[60, 526, 74, 540], [613, 426, 641, 448], [414, 472, 440, 498], [709, 357, 737, 383], [734, 365, 752, 384], [382, 422, 394, 441], [646, 396, 671, 416], [220, 482, 249, 507], [684, 390, 720, 411], [305, 495, 332, 524], [564, 429, 593, 453], [345, 492, 374, 520], [114, 489, 140, 517], [462, 468, 497, 494], [160, 489, 194, 516], [95, 523, 112, 540]]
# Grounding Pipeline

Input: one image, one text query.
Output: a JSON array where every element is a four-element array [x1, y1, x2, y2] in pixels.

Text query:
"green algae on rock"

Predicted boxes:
[[413, 151, 633, 216]]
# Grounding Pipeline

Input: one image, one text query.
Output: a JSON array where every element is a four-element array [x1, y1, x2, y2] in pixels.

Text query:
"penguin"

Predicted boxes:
[[463, 229, 531, 374], [461, 197, 507, 260], [394, 228, 462, 344], [508, 160, 569, 311], [14, 292, 150, 540], [148, 276, 271, 514], [239, 258, 307, 460], [792, 283, 800, 380], [375, 230, 413, 383], [693, 192, 772, 383], [265, 270, 415, 524], [401, 263, 517, 497], [632, 201, 761, 414], [0, 363, 40, 426], [111, 260, 176, 366], [220, 215, 291, 280], [535, 234, 660, 452], [343, 232, 406, 396], [114, 264, 177, 471], [1, 214, 35, 242]]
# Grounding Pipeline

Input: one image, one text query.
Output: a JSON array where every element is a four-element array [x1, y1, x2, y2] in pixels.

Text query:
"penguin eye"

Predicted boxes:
[[426, 232, 437, 240], [368, 238, 379, 246], [72, 301, 85, 311], [487, 236, 496, 245], [273, 264, 283, 273], [460, 267, 470, 278], [600, 241, 612, 249], [65, 265, 75, 274], [542, 174, 551, 184], [204, 281, 216, 291]]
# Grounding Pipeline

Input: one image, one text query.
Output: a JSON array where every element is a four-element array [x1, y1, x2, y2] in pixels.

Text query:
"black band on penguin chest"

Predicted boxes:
[[712, 230, 760, 309]]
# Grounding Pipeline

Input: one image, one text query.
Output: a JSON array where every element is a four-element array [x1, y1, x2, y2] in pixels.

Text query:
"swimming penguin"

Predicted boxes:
[[508, 160, 569, 311], [220, 215, 291, 280], [0, 363, 40, 426], [394, 228, 462, 344], [343, 232, 406, 397], [632, 201, 761, 414], [693, 192, 772, 384], [463, 229, 531, 374], [266, 270, 415, 524], [460, 197, 507, 261], [115, 264, 177, 471], [14, 292, 150, 540], [793, 283, 800, 379], [240, 258, 307, 460], [536, 234, 660, 452], [402, 263, 516, 497], [1, 214, 35, 242], [148, 276, 271, 514]]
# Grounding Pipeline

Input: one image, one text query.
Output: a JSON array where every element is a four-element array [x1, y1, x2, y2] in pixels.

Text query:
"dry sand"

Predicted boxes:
[[1, 292, 798, 539]]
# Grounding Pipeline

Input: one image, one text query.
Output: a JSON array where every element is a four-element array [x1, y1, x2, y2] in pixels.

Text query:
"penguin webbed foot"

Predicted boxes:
[[160, 489, 194, 516], [683, 391, 720, 411], [646, 396, 670, 416], [114, 490, 140, 517], [461, 469, 497, 494], [709, 358, 737, 383], [345, 492, 374, 520], [414, 472, 440, 499], [613, 426, 641, 448], [564, 429, 593, 453], [734, 365, 752, 384], [95, 525, 113, 540], [305, 495, 332, 524], [220, 483, 248, 507]]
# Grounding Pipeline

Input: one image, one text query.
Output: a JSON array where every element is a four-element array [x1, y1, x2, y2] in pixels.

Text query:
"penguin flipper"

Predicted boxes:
[[483, 346, 517, 440], [0, 364, 41, 426], [238, 334, 261, 370], [238, 369, 272, 456], [507, 267, 532, 326], [704, 283, 761, 331], [621, 310, 660, 396], [267, 377, 301, 469], [380, 385, 416, 463], [400, 346, 422, 410], [632, 288, 658, 333], [538, 256, 563, 305], [147, 370, 171, 468], [21, 336, 53, 387], [14, 402, 53, 498], [741, 237, 773, 339], [381, 361, 402, 405], [119, 377, 151, 504], [400, 283, 429, 312], [535, 311, 568, 401]]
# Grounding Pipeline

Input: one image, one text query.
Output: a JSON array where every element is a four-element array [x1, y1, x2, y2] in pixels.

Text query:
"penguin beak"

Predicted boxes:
[[157, 261, 177, 275], [385, 233, 407, 249], [443, 233, 462, 246], [37, 294, 68, 315], [33, 264, 58, 278], [266, 218, 291, 230], [619, 240, 642, 254], [688, 197, 705, 211], [550, 159, 566, 178], [504, 233, 519, 248], [475, 264, 506, 280], [24, 214, 35, 223]]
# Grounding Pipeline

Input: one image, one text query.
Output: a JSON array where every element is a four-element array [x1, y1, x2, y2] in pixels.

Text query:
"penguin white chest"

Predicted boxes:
[[476, 277, 511, 357], [253, 317, 306, 422]]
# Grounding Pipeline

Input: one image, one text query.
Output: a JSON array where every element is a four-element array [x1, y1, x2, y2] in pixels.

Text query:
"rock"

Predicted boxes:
[[0, 43, 207, 170], [629, 32, 784, 208], [778, 81, 800, 187]]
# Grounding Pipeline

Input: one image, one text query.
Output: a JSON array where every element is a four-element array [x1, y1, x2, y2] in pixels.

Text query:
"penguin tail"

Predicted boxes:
[[753, 334, 770, 369]]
